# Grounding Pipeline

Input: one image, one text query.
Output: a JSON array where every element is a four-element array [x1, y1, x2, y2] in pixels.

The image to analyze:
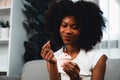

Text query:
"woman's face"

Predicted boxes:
[[60, 16, 81, 45]]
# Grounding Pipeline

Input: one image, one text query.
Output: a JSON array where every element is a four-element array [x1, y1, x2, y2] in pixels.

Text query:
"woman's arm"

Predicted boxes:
[[41, 41, 60, 80], [92, 55, 108, 80], [47, 62, 60, 80]]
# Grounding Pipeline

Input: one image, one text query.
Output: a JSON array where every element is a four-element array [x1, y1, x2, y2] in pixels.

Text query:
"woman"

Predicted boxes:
[[41, 0, 107, 80]]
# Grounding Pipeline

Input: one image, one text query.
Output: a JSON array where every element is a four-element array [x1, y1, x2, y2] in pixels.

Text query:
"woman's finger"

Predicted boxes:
[[41, 41, 51, 57], [62, 62, 80, 77], [42, 41, 50, 50], [42, 48, 49, 58], [44, 50, 53, 59], [69, 62, 80, 74]]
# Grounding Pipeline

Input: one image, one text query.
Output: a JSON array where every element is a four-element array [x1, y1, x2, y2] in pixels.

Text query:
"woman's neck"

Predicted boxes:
[[64, 45, 80, 54]]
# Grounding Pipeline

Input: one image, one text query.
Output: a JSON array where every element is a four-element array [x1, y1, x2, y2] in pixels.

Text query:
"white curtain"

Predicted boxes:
[[78, 0, 120, 59], [95, 0, 120, 59]]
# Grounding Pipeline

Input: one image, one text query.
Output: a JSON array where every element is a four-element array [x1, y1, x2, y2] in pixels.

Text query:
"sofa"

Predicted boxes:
[[0, 59, 120, 80]]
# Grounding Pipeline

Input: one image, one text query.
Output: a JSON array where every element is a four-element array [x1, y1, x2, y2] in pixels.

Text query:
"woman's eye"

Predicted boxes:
[[61, 23, 67, 27], [61, 23, 67, 28], [72, 25, 79, 29]]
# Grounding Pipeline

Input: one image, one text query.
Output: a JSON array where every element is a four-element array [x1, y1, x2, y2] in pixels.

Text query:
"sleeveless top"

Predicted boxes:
[[54, 47, 106, 80]]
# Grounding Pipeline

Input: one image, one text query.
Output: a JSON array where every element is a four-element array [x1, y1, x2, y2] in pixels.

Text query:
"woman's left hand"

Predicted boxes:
[[62, 62, 81, 80]]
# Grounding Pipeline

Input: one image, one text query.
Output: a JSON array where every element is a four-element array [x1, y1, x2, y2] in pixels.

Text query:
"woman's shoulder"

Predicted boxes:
[[86, 49, 107, 68], [86, 49, 106, 57]]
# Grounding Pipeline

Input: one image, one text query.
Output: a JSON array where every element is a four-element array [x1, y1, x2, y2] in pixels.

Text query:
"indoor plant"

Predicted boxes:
[[0, 19, 10, 39], [22, 0, 57, 62]]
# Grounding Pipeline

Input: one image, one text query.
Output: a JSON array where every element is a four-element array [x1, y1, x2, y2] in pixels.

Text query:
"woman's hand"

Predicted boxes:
[[41, 41, 56, 64], [62, 62, 81, 80]]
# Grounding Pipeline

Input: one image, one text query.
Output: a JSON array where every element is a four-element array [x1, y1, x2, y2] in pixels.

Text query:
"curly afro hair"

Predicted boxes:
[[43, 0, 106, 52]]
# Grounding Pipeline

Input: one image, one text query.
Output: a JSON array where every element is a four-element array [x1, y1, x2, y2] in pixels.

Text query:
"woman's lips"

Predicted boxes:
[[63, 36, 72, 41]]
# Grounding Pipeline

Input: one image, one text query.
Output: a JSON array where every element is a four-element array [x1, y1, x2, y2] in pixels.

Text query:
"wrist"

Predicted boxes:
[[49, 57, 57, 64]]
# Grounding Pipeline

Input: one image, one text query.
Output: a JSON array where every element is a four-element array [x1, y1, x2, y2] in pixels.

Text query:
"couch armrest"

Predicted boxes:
[[0, 76, 20, 80]]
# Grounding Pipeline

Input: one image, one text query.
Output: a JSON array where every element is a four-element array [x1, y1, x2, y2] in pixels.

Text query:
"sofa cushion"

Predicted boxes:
[[21, 60, 49, 80]]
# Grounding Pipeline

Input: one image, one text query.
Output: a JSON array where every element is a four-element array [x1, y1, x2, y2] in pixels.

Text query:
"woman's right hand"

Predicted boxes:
[[41, 41, 57, 64]]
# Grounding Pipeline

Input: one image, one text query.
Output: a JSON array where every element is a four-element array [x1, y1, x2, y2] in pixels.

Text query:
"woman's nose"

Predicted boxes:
[[65, 27, 72, 33]]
